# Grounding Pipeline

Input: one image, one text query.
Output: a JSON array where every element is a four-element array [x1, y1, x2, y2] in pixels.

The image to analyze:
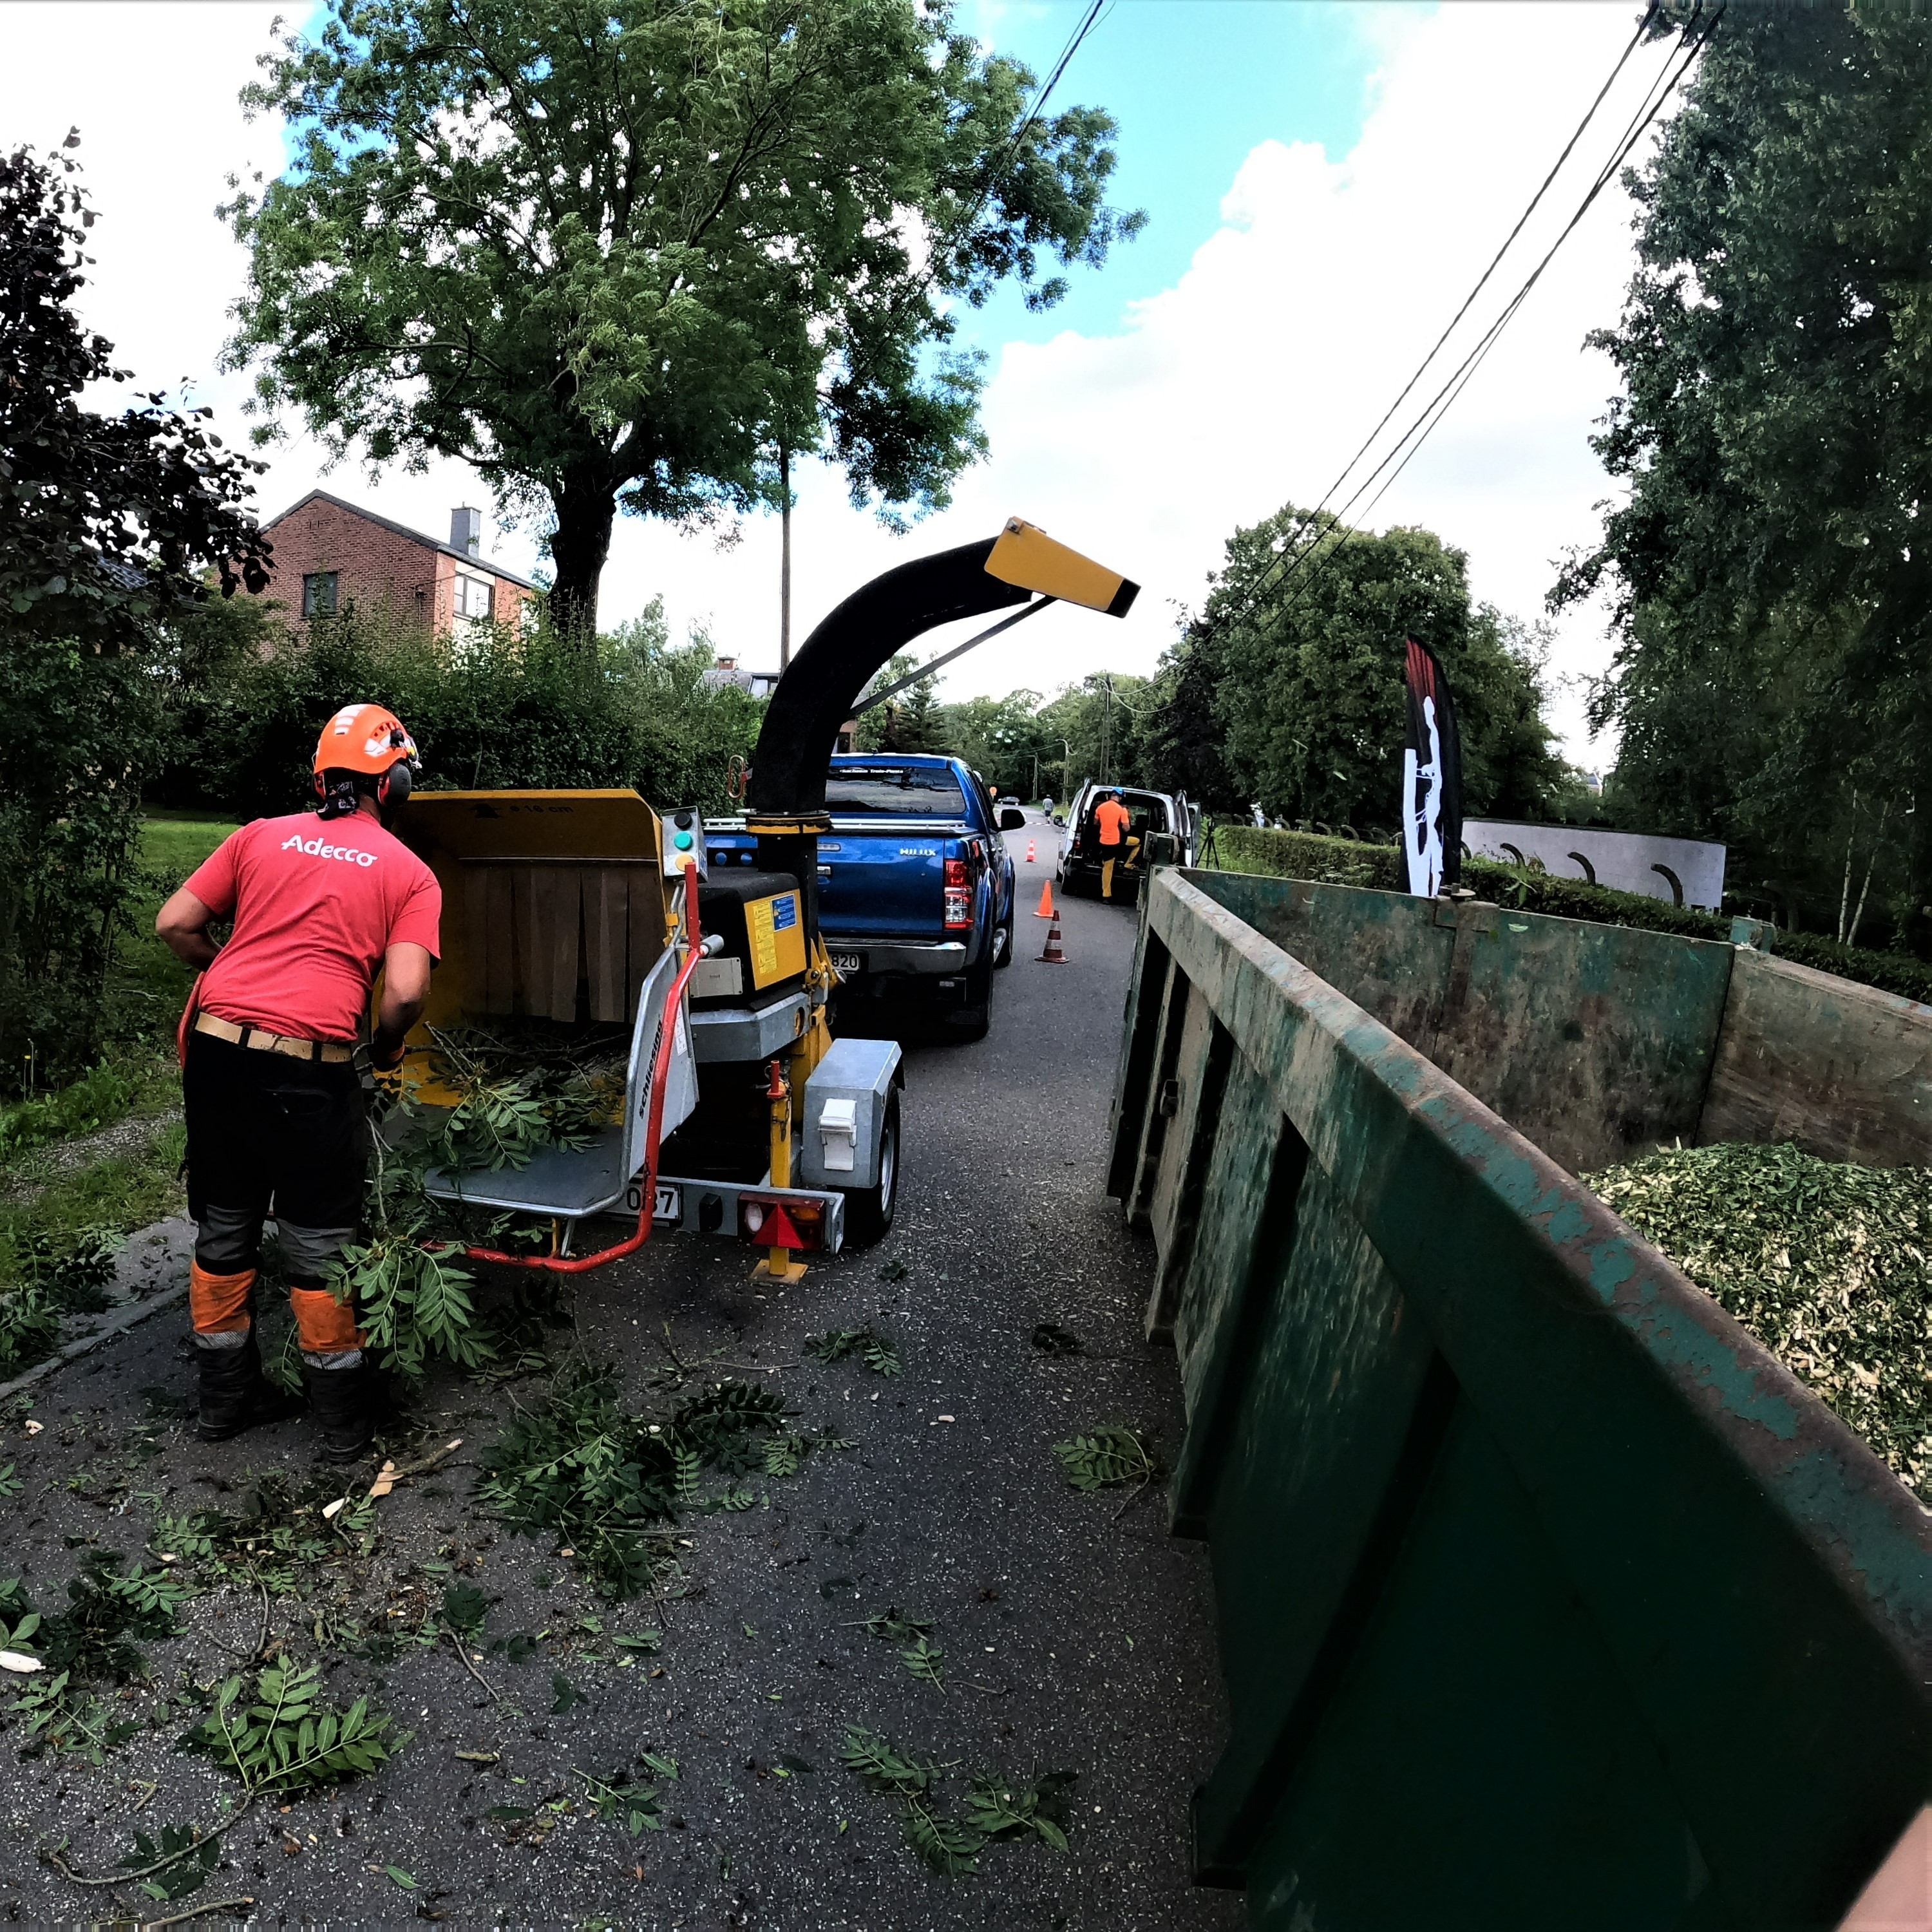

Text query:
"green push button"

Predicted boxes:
[[674, 831, 694, 851]]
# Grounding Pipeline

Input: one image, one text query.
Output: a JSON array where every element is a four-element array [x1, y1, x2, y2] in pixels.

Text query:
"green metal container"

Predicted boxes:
[[1110, 868, 1932, 1931]]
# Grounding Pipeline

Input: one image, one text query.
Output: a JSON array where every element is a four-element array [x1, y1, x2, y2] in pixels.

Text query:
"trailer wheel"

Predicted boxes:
[[842, 1089, 900, 1245]]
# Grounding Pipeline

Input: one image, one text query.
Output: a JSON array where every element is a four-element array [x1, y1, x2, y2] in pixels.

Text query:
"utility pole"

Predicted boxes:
[[1099, 674, 1113, 787], [778, 445, 792, 671]]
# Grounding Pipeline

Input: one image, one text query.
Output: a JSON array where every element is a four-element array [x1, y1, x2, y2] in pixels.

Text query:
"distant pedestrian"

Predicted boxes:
[[1094, 790, 1138, 900]]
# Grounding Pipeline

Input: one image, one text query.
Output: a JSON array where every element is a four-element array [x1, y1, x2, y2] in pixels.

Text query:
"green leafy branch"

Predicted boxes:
[[579, 1750, 678, 1836], [178, 1661, 403, 1796], [842, 1726, 1074, 1878], [1052, 1425, 1161, 1495], [803, 1327, 902, 1377]]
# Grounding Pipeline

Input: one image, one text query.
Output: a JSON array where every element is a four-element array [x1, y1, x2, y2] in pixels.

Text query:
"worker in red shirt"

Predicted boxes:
[[155, 705, 441, 1460], [1094, 790, 1138, 900]]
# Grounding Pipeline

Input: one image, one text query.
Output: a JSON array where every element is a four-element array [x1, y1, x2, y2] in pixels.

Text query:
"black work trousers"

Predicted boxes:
[[182, 1030, 366, 1285]]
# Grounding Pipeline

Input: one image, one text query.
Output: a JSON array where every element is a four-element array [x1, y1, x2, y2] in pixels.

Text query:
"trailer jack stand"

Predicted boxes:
[[757, 1058, 810, 1284]]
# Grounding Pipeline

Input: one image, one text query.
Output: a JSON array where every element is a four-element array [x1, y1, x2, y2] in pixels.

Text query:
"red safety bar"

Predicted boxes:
[[439, 860, 704, 1275]]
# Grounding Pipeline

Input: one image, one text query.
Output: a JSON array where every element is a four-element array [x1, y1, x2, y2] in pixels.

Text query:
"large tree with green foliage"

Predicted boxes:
[[1, 139, 269, 1092], [1172, 506, 1559, 835], [223, 0, 1143, 643], [1555, 7, 1932, 949]]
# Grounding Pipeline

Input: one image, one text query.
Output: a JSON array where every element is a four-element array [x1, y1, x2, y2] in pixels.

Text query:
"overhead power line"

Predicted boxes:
[[951, 0, 1109, 246], [1260, 2, 1724, 635], [1213, 1, 1698, 639]]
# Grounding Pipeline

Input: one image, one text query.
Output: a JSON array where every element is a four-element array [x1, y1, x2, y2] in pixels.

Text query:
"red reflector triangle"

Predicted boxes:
[[763, 1204, 805, 1249]]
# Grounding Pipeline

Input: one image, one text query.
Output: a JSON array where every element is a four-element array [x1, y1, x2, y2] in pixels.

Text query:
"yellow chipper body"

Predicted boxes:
[[389, 517, 1138, 1272]]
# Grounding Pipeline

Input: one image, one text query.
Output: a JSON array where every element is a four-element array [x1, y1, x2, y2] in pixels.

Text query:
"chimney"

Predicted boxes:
[[451, 506, 482, 556]]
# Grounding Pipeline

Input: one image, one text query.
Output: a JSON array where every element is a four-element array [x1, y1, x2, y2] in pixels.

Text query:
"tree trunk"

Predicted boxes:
[[547, 464, 617, 659]]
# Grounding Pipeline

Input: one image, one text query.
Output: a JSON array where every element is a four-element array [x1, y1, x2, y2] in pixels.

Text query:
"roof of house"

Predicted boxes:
[[263, 489, 540, 592]]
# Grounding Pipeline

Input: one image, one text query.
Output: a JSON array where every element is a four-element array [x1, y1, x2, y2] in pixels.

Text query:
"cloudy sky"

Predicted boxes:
[[0, 0, 1678, 762]]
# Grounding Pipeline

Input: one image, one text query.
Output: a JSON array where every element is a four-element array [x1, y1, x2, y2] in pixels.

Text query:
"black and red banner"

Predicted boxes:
[[1400, 636, 1463, 897]]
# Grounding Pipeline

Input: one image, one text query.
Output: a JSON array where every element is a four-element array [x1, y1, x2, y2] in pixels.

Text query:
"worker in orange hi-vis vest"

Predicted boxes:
[[154, 704, 440, 1463], [1094, 790, 1139, 900]]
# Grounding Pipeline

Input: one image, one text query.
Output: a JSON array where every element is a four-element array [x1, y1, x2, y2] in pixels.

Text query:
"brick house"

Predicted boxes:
[[253, 490, 538, 641]]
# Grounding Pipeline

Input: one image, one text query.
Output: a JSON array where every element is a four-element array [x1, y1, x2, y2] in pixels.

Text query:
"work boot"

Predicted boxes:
[[196, 1333, 304, 1443], [303, 1358, 374, 1463]]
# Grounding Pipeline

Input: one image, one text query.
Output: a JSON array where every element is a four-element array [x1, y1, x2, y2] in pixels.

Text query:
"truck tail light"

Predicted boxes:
[[739, 1195, 827, 1251], [943, 856, 972, 929]]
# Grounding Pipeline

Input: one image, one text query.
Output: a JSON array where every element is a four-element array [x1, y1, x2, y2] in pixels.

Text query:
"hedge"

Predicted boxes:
[[1202, 822, 1932, 1009]]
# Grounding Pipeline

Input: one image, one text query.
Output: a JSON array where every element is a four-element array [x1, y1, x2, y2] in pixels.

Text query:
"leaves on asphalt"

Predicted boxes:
[[802, 1327, 902, 1377], [1052, 1426, 1161, 1494], [842, 1725, 1077, 1879]]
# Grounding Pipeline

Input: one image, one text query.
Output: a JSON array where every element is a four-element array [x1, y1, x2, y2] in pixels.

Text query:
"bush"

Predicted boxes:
[[1204, 822, 1932, 1007], [171, 602, 762, 821], [0, 637, 160, 1094]]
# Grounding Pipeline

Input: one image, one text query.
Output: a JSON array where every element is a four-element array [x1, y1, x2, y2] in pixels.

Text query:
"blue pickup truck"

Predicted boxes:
[[708, 753, 1023, 1040]]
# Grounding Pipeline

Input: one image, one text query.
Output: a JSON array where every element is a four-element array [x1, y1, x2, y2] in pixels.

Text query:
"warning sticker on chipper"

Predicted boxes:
[[772, 894, 798, 931]]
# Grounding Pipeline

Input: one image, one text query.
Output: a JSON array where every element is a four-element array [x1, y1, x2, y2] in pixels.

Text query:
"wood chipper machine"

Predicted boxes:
[[389, 518, 1139, 1278]]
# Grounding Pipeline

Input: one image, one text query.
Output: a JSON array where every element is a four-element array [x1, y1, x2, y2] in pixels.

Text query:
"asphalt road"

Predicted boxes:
[[0, 814, 1242, 1931]]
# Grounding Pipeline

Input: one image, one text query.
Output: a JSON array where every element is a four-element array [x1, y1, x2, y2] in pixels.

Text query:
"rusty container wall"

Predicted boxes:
[[1108, 869, 1932, 1932], [1699, 947, 1932, 1168], [1179, 871, 1737, 1175]]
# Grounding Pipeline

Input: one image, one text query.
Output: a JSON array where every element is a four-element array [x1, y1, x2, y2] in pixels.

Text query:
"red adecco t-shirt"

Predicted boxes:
[[184, 813, 442, 1043]]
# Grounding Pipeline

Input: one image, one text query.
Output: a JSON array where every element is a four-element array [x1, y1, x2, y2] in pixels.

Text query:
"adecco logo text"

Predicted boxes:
[[281, 832, 377, 869]]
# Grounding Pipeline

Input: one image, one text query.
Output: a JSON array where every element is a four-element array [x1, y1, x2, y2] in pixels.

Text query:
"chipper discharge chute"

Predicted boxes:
[[394, 517, 1138, 1274]]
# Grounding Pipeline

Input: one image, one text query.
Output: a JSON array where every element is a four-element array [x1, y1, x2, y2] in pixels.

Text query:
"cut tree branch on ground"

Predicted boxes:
[[140, 1895, 256, 1930], [44, 1794, 257, 1886], [447, 1627, 508, 1708]]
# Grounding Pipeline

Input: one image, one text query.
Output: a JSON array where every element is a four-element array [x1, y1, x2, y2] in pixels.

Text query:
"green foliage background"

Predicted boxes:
[[222, 0, 1142, 636], [1555, 5, 1932, 955], [155, 596, 763, 822]]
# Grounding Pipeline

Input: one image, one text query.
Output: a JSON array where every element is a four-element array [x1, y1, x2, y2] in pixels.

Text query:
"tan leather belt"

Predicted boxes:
[[194, 1013, 355, 1064]]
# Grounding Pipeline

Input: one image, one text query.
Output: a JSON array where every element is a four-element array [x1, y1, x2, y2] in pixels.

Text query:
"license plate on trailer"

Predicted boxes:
[[626, 1182, 683, 1222], [830, 952, 864, 975]]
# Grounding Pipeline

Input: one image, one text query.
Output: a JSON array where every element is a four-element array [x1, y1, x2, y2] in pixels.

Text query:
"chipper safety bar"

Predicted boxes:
[[398, 518, 1137, 1273]]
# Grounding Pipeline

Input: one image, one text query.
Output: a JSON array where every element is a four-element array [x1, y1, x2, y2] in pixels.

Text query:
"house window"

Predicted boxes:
[[454, 573, 494, 621], [301, 571, 338, 618]]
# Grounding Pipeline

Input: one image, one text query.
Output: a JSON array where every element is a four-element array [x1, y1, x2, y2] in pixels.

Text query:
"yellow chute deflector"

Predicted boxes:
[[985, 517, 1139, 618]]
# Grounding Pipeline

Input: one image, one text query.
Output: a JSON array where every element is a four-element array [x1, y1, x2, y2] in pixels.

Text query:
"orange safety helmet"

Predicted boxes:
[[312, 703, 419, 818], [314, 703, 417, 779]]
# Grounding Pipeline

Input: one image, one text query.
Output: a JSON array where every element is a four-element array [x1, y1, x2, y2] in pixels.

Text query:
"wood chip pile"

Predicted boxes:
[[1587, 1142, 1932, 1503]]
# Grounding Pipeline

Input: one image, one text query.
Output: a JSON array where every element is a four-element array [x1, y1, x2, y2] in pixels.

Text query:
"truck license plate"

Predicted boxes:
[[627, 1181, 682, 1222], [830, 952, 864, 975]]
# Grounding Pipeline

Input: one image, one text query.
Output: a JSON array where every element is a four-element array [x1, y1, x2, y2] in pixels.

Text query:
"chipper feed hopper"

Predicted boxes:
[[393, 518, 1137, 1275]]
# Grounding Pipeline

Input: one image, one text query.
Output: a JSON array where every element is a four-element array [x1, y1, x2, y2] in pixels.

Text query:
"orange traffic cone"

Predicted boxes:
[[1034, 878, 1056, 918], [1037, 908, 1067, 963], [1025, 839, 1036, 864]]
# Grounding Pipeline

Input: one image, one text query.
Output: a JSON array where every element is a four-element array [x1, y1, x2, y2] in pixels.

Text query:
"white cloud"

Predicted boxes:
[[603, 2, 1664, 762], [3, 1, 1661, 762]]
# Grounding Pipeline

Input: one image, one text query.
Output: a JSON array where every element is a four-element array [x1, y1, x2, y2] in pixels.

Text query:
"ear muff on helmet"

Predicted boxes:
[[377, 762, 413, 809]]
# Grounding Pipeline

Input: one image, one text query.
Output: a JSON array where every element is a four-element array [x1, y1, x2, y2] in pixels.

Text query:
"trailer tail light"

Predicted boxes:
[[739, 1195, 828, 1251], [943, 856, 972, 929]]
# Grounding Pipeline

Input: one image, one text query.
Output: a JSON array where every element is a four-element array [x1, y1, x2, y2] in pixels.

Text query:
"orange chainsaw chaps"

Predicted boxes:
[[290, 1285, 364, 1354], [189, 1263, 256, 1335]]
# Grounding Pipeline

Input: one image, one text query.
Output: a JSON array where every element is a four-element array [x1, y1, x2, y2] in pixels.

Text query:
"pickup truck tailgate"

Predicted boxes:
[[817, 828, 951, 938]]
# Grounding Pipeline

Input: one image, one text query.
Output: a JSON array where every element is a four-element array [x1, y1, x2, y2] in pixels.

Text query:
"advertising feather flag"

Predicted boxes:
[[1400, 636, 1463, 898]]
